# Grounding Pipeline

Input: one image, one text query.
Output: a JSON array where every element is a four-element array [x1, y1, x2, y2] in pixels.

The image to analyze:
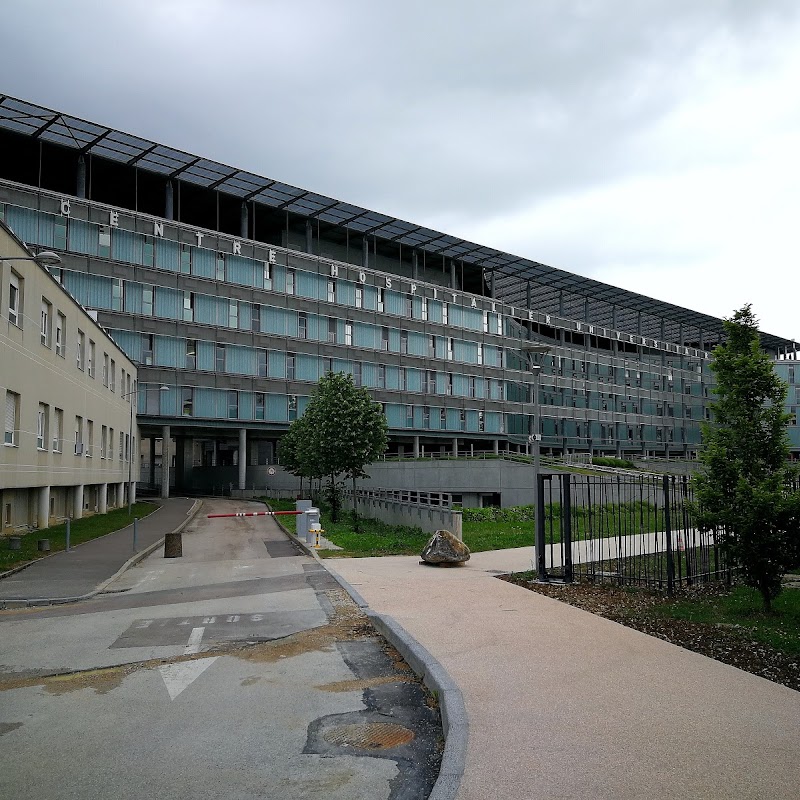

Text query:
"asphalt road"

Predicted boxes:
[[0, 499, 442, 800]]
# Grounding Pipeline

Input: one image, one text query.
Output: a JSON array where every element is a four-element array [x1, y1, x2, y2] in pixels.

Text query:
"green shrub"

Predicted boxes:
[[592, 456, 636, 469]]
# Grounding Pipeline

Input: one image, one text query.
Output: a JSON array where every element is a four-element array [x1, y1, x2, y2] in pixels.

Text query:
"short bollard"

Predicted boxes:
[[37, 539, 50, 552], [309, 523, 325, 549], [65, 518, 71, 552], [133, 518, 138, 553], [164, 531, 182, 558], [8, 537, 21, 551]]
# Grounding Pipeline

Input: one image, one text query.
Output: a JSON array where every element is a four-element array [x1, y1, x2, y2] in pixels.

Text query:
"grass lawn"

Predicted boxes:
[[267, 498, 669, 557], [658, 585, 800, 656], [0, 502, 159, 572]]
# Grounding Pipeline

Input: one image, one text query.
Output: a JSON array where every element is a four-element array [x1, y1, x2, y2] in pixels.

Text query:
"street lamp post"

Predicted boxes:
[[0, 250, 62, 267], [122, 385, 169, 514], [522, 344, 551, 580]]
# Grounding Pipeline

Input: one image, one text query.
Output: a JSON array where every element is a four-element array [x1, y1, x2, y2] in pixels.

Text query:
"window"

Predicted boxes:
[[442, 303, 448, 325], [400, 330, 408, 354], [400, 367, 407, 391], [286, 269, 295, 296], [40, 298, 52, 346], [469, 376, 476, 398], [111, 278, 123, 310], [447, 338, 454, 361], [477, 344, 483, 365], [421, 297, 428, 321], [182, 388, 193, 417], [287, 353, 296, 381], [216, 252, 226, 281], [108, 427, 114, 460], [447, 374, 453, 395], [103, 353, 109, 387], [405, 296, 412, 317], [288, 394, 298, 421], [186, 340, 196, 369], [8, 270, 22, 327], [428, 336, 436, 357], [298, 312, 308, 339], [143, 286, 154, 315], [255, 392, 265, 420], [479, 411, 485, 432], [229, 300, 238, 328], [263, 262, 272, 290], [216, 344, 226, 373], [53, 408, 63, 452], [180, 244, 191, 274], [353, 362, 362, 387], [355, 286, 363, 308], [377, 287, 385, 313], [143, 334, 154, 366], [119, 431, 124, 461], [258, 349, 267, 378], [328, 317, 337, 343], [183, 291, 194, 322], [378, 364, 386, 389], [101, 426, 107, 459], [98, 226, 111, 257], [76, 330, 85, 371], [345, 321, 353, 346], [327, 279, 336, 303], [381, 327, 390, 351], [496, 315, 502, 335], [425, 370, 436, 394], [55, 312, 66, 357], [483, 311, 489, 333], [4, 391, 19, 446], [143, 236, 155, 266], [109, 359, 115, 392], [86, 420, 94, 457], [37, 403, 48, 449], [252, 304, 261, 332], [459, 409, 466, 431], [423, 406, 431, 428], [75, 416, 84, 455], [228, 391, 239, 419], [125, 433, 130, 463], [88, 340, 95, 378], [440, 408, 447, 428]]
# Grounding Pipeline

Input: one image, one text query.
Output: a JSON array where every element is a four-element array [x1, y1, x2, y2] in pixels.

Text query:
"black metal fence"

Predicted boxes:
[[535, 473, 731, 593]]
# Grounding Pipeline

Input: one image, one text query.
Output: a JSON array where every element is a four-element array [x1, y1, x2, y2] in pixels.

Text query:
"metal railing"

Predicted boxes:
[[535, 473, 731, 593]]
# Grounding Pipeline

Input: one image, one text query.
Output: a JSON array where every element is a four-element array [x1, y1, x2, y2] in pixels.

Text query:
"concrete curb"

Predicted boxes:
[[0, 499, 203, 609], [270, 508, 466, 800]]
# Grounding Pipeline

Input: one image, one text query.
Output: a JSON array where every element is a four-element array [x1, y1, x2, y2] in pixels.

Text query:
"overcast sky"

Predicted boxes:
[[2, 0, 798, 341]]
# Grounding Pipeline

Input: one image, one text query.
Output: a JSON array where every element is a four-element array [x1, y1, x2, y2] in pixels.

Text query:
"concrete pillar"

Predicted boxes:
[[165, 180, 174, 220], [470, 443, 474, 457], [117, 482, 125, 508], [76, 156, 86, 199], [362, 236, 369, 269], [493, 439, 499, 455], [241, 202, 249, 239], [149, 436, 156, 488], [161, 425, 171, 499], [450, 260, 458, 289], [305, 219, 313, 254], [412, 250, 419, 280], [413, 436, 420, 459], [130, 481, 137, 505], [38, 486, 51, 530], [98, 483, 108, 514], [452, 438, 459, 457], [72, 484, 84, 520], [212, 440, 218, 467], [238, 428, 247, 490]]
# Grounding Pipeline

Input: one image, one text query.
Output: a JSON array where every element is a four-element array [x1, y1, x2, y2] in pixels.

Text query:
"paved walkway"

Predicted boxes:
[[329, 549, 800, 800], [0, 498, 197, 603]]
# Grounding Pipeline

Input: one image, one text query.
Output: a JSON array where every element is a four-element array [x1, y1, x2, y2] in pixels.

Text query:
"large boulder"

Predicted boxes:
[[420, 530, 470, 565]]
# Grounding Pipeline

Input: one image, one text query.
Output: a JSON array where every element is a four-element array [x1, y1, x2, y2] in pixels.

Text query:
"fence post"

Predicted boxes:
[[562, 474, 573, 583], [133, 517, 138, 553], [65, 517, 71, 552], [663, 474, 674, 596], [536, 473, 547, 581]]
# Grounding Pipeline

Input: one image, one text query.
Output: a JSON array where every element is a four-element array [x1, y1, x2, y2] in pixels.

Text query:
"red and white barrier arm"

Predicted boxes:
[[206, 510, 303, 518]]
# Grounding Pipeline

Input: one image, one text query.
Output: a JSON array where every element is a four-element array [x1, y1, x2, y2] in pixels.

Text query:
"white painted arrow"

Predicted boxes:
[[159, 657, 218, 701]]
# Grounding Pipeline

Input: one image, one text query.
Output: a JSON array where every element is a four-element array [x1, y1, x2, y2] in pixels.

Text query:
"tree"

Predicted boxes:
[[282, 372, 388, 522], [692, 305, 800, 611]]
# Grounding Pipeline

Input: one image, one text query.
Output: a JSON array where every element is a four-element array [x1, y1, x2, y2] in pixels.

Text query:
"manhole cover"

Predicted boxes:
[[323, 722, 415, 750]]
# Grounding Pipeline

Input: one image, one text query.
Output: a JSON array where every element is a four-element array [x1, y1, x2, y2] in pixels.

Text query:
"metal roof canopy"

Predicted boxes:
[[0, 94, 793, 352]]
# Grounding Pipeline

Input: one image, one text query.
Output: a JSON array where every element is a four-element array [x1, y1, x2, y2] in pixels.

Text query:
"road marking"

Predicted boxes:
[[184, 626, 205, 654], [159, 657, 218, 701]]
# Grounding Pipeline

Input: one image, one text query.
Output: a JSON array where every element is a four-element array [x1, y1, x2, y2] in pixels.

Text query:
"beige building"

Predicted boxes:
[[1, 220, 138, 531]]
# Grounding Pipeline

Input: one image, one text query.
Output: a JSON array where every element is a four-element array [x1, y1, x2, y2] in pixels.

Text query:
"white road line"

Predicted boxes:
[[184, 626, 205, 654]]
